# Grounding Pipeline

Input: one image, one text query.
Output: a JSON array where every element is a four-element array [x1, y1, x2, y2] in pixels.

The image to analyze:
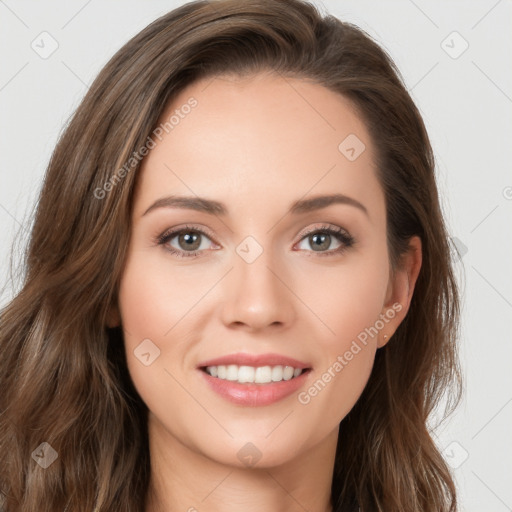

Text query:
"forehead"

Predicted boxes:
[[133, 72, 384, 224]]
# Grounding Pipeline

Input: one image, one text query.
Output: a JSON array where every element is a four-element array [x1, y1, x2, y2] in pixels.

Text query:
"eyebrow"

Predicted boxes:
[[142, 193, 368, 218]]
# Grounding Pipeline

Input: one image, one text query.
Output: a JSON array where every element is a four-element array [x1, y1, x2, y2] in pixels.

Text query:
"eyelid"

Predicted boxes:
[[294, 222, 352, 241], [156, 223, 218, 245]]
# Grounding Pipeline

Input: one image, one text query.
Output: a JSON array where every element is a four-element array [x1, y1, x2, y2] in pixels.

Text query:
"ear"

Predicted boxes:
[[377, 236, 422, 348], [106, 301, 121, 328]]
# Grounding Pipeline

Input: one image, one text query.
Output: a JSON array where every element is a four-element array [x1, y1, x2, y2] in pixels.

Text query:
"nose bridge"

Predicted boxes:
[[221, 233, 294, 329]]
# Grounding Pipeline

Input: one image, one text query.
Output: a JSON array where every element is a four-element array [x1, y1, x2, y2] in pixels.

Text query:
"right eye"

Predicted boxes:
[[156, 225, 219, 258]]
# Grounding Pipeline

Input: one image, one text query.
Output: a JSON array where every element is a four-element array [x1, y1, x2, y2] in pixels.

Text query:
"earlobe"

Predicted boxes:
[[378, 330, 392, 349]]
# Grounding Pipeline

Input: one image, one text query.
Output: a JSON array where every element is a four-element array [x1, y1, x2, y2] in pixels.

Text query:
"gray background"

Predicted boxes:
[[1, 1, 511, 510]]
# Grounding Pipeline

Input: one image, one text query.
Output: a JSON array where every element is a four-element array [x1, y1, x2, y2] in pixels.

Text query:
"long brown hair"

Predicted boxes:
[[0, 1, 462, 510]]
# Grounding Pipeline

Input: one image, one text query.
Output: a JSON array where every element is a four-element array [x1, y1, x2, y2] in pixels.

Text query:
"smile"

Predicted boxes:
[[203, 364, 305, 384], [198, 366, 312, 407]]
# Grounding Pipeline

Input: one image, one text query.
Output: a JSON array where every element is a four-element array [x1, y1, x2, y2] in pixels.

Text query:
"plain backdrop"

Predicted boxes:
[[0, 1, 511, 510]]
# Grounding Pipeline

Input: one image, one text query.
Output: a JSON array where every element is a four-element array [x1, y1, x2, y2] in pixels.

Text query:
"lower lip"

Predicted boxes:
[[198, 368, 311, 406]]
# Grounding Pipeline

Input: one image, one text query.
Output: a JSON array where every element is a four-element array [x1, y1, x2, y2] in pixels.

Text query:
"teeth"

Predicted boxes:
[[205, 364, 305, 384], [226, 364, 238, 381], [255, 366, 272, 383]]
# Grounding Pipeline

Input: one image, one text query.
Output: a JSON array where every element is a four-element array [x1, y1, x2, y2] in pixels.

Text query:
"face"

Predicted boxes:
[[112, 72, 418, 469]]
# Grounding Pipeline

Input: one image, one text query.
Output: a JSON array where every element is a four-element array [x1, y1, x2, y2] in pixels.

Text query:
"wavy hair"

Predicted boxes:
[[0, 0, 462, 510]]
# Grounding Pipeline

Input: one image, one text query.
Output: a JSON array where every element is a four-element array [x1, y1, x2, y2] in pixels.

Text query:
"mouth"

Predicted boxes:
[[198, 365, 312, 406], [199, 364, 312, 384], [196, 353, 313, 406], [200, 364, 311, 384]]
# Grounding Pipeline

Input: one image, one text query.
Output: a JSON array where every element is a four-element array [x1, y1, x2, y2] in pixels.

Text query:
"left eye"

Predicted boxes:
[[294, 226, 355, 256], [296, 230, 342, 252]]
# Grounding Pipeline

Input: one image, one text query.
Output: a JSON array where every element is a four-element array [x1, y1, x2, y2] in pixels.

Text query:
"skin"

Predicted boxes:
[[108, 71, 422, 512]]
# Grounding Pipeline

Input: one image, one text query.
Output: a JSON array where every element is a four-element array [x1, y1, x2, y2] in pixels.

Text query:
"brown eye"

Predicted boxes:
[[308, 232, 335, 252], [296, 226, 355, 256], [176, 231, 202, 251], [157, 226, 217, 258]]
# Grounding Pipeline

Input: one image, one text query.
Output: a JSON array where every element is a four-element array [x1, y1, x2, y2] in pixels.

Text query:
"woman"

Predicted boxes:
[[0, 0, 462, 510]]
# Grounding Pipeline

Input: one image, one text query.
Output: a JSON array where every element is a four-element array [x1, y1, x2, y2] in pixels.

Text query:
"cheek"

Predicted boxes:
[[296, 273, 383, 428], [117, 249, 207, 342], [116, 251, 181, 380], [295, 251, 389, 349], [116, 249, 220, 399], [292, 252, 388, 421], [116, 252, 197, 431]]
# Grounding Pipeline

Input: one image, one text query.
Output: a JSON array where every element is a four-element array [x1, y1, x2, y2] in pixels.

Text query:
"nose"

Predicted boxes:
[[220, 243, 296, 332]]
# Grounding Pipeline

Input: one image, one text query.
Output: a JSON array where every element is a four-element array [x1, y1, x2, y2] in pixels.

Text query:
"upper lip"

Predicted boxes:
[[197, 352, 311, 369]]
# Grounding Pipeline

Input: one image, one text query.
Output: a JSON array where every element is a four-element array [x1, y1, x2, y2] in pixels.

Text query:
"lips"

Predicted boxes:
[[196, 352, 313, 406], [197, 352, 312, 370], [198, 367, 311, 406]]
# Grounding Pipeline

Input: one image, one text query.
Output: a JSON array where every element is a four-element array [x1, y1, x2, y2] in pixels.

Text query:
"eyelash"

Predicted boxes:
[[155, 223, 355, 259]]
